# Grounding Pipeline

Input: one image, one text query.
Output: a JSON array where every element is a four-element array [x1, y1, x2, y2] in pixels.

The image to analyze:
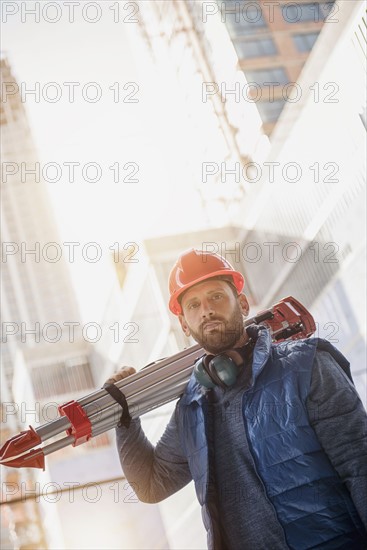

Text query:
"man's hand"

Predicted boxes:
[[105, 366, 136, 385]]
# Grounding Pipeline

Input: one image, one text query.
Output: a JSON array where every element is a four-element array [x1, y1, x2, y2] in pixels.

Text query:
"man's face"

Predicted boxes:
[[178, 279, 249, 354]]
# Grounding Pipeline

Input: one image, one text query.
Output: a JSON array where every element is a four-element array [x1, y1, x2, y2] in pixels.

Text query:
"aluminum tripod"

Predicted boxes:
[[0, 296, 315, 470]]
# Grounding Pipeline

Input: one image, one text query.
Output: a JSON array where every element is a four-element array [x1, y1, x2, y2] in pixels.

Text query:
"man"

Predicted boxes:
[[108, 249, 367, 549]]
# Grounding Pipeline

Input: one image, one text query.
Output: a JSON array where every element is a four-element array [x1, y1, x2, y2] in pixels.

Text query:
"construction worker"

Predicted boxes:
[[108, 249, 367, 549]]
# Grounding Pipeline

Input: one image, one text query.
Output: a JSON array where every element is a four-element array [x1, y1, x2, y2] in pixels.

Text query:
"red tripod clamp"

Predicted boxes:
[[58, 401, 92, 446]]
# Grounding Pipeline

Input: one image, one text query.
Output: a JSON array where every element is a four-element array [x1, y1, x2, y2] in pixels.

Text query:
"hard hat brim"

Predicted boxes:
[[169, 270, 245, 315]]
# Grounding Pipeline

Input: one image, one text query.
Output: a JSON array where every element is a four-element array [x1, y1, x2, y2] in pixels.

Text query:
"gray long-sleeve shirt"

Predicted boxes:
[[116, 349, 367, 548]]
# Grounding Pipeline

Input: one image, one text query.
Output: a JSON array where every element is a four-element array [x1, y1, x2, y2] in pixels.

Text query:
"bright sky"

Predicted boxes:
[[3, 3, 193, 237], [2, 1, 220, 318]]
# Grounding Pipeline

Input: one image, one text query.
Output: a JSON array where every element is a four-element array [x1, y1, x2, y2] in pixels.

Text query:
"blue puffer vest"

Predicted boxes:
[[178, 329, 366, 549]]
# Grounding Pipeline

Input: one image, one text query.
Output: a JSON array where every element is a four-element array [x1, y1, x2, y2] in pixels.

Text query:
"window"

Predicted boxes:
[[31, 358, 94, 399], [257, 99, 286, 122], [245, 67, 289, 86], [282, 2, 334, 23], [221, 2, 267, 36], [234, 37, 278, 58], [293, 32, 320, 52]]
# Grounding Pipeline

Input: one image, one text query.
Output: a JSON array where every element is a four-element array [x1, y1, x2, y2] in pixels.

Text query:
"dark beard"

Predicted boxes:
[[189, 306, 245, 354]]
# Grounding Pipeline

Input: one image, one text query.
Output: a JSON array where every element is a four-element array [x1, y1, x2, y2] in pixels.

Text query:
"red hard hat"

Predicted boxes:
[[168, 249, 245, 315]]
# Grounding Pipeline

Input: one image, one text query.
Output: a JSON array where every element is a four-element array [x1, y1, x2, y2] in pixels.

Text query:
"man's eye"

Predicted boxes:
[[212, 294, 223, 300], [188, 302, 199, 310]]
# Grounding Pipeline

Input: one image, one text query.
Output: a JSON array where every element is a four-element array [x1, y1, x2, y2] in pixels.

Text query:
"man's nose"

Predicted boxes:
[[200, 299, 215, 318]]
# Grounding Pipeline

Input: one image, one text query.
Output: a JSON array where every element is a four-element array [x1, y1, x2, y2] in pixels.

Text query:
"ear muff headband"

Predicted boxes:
[[194, 354, 239, 389], [193, 326, 263, 389], [194, 356, 216, 388]]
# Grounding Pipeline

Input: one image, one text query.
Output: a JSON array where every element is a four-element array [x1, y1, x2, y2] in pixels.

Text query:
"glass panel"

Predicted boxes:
[[31, 358, 94, 399], [282, 2, 334, 23], [234, 37, 278, 58], [222, 2, 267, 36], [293, 32, 320, 52], [245, 67, 289, 85]]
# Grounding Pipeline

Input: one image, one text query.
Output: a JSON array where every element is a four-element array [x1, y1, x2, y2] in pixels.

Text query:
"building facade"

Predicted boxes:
[[218, 0, 336, 134], [132, 0, 270, 225], [233, 0, 366, 402], [1, 57, 114, 550]]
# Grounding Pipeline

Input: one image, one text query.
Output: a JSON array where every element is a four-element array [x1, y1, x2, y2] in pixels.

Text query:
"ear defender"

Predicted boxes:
[[194, 354, 239, 389]]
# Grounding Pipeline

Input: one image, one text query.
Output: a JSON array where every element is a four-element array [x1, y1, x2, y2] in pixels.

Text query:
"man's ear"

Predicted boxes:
[[238, 293, 250, 317], [178, 315, 191, 337]]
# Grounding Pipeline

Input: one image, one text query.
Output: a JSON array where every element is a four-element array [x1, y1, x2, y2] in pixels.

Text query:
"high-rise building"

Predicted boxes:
[[136, 1, 335, 138], [219, 0, 336, 134], [132, 0, 270, 222], [0, 55, 89, 385], [0, 55, 174, 550], [233, 0, 366, 401], [0, 56, 96, 549]]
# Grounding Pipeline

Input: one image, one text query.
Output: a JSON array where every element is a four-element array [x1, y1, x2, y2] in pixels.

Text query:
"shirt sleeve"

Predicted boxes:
[[115, 403, 192, 504], [306, 349, 367, 527]]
